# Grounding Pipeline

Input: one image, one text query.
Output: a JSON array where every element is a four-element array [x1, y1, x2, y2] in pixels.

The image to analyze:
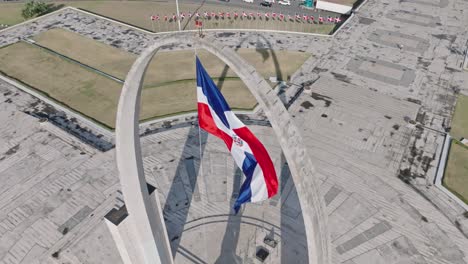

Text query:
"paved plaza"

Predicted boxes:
[[0, 0, 467, 262]]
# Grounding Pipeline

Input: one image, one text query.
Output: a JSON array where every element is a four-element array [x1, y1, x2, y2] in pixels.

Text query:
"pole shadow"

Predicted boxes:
[[161, 64, 236, 256], [162, 125, 208, 256], [280, 153, 309, 263], [181, 0, 206, 31], [216, 33, 283, 96], [214, 166, 243, 264], [160, 35, 289, 261]]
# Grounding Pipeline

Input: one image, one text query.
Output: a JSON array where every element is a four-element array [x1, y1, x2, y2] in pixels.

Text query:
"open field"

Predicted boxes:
[[1, 29, 310, 128], [33, 28, 310, 84], [0, 3, 26, 25], [450, 95, 468, 140], [140, 79, 257, 121], [0, 42, 121, 128], [0, 1, 337, 34], [443, 141, 468, 204], [0, 42, 256, 128], [443, 94, 468, 204], [33, 28, 136, 80]]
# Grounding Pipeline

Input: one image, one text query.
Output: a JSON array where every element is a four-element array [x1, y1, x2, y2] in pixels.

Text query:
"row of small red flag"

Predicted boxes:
[[150, 12, 341, 23]]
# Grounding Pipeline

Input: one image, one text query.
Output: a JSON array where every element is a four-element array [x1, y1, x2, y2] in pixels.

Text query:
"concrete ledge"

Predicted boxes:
[[0, 74, 113, 139], [316, 1, 353, 14], [463, 41, 468, 71]]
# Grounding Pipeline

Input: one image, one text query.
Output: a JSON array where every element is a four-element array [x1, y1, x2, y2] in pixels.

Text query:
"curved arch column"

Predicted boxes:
[[115, 33, 331, 264]]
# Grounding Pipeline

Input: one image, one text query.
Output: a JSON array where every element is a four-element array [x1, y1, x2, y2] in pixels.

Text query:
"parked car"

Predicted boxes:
[[243, 0, 254, 3], [278, 0, 290, 5], [260, 1, 272, 6]]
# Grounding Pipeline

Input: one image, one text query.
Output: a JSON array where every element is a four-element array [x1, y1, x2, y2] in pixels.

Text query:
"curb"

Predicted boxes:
[[0, 74, 114, 137], [463, 40, 468, 71]]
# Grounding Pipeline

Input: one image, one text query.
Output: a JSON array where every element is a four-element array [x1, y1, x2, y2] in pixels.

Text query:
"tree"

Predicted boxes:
[[21, 1, 50, 19]]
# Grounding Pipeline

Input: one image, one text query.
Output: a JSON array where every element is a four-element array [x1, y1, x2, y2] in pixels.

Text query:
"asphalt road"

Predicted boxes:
[[179, 0, 340, 17], [1, 0, 340, 17]]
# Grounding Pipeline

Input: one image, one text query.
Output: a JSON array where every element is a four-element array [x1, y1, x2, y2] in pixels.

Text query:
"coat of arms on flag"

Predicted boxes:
[[196, 57, 278, 213]]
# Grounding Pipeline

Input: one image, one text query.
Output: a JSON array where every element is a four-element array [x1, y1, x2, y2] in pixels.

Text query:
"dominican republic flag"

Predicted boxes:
[[196, 57, 278, 213]]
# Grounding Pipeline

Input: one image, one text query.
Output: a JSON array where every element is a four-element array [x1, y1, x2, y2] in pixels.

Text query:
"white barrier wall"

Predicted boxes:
[[316, 1, 353, 14]]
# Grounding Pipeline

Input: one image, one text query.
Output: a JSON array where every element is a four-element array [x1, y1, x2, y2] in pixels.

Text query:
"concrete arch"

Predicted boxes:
[[115, 33, 330, 264]]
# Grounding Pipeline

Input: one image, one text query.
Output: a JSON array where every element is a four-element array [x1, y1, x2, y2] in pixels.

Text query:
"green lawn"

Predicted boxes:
[[443, 95, 468, 205], [0, 3, 26, 25], [140, 79, 257, 121], [0, 42, 257, 128], [33, 28, 136, 80], [0, 42, 122, 128], [0, 1, 337, 34], [450, 95, 468, 141], [443, 141, 468, 205], [33, 28, 310, 84], [0, 28, 311, 128]]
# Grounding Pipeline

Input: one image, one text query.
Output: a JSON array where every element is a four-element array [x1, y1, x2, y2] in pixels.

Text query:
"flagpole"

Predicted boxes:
[[197, 120, 209, 262], [193, 47, 209, 262], [175, 0, 181, 31]]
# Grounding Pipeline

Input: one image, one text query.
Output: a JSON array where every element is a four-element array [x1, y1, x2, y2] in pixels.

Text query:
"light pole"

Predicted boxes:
[[175, 0, 181, 31]]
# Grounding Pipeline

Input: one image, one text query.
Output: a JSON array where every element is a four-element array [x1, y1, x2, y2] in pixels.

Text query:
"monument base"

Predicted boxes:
[[105, 183, 171, 264]]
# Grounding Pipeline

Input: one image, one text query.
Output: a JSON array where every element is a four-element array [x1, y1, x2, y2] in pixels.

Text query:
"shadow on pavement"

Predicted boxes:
[[280, 153, 308, 263], [163, 125, 208, 256], [214, 166, 243, 264]]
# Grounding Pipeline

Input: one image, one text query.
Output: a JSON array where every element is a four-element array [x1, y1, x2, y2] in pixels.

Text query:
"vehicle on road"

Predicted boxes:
[[260, 1, 272, 6], [278, 0, 290, 5], [243, 0, 254, 3]]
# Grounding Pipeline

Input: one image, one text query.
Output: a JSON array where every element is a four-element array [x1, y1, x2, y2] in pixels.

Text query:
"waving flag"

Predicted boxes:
[[196, 57, 278, 213]]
